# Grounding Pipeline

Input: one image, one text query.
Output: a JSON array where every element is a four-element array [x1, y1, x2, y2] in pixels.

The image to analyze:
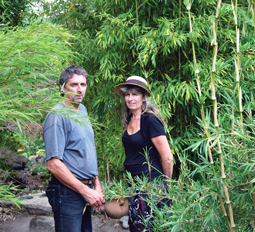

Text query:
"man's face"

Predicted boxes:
[[61, 74, 87, 107]]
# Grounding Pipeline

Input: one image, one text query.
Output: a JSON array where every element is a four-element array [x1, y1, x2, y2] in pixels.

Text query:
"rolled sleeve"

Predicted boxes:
[[43, 113, 66, 161]]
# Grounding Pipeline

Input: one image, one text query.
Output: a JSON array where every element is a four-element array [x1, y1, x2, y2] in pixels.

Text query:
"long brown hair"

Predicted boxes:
[[119, 85, 165, 129]]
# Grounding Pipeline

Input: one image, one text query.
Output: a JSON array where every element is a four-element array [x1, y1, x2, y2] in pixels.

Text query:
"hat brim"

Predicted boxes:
[[114, 83, 151, 97]]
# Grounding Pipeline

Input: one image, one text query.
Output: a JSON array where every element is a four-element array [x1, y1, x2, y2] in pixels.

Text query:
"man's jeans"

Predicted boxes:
[[46, 176, 93, 232]]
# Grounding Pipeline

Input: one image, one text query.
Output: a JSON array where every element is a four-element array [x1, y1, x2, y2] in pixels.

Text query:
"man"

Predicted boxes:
[[43, 65, 105, 232]]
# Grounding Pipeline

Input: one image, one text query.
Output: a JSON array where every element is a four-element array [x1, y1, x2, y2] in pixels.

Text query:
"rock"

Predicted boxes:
[[19, 192, 52, 216], [0, 206, 129, 232], [0, 192, 129, 232], [28, 154, 46, 169], [29, 216, 54, 232], [120, 216, 129, 229], [20, 195, 33, 200]]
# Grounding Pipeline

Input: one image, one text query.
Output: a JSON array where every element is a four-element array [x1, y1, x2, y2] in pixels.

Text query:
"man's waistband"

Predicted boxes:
[[80, 179, 93, 184], [50, 175, 93, 185]]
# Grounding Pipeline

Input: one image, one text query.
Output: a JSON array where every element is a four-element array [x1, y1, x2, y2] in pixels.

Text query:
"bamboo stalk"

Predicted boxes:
[[231, 0, 238, 31], [207, 146, 213, 165], [218, 193, 227, 216], [254, 0, 255, 34], [246, 153, 255, 206], [243, 10, 255, 210], [135, 0, 139, 27], [224, 15, 232, 42], [178, 0, 181, 81], [216, 0, 222, 19], [185, 2, 230, 228], [232, 1, 255, 208], [100, 126, 107, 180], [107, 158, 110, 182], [211, 12, 236, 229], [231, 103, 235, 135], [242, 1, 252, 36], [186, 0, 213, 155], [179, 0, 181, 29]]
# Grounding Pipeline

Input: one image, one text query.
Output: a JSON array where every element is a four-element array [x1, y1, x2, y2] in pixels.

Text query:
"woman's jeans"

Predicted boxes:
[[46, 176, 93, 232]]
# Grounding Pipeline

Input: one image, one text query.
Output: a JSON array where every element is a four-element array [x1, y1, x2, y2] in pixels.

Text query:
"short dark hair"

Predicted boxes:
[[59, 65, 88, 93]]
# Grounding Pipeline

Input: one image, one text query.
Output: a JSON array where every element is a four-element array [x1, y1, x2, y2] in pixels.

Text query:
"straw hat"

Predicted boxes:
[[114, 76, 151, 96]]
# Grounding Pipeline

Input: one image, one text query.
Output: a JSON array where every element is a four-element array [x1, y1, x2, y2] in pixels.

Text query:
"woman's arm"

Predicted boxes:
[[151, 135, 173, 180]]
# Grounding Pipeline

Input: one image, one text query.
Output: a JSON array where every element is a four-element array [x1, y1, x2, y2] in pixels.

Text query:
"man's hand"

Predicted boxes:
[[82, 187, 105, 211], [47, 158, 105, 210]]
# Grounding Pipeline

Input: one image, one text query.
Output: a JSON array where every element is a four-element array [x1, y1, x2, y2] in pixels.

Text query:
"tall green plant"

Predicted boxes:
[[231, 0, 255, 209], [211, 2, 235, 230], [185, 0, 234, 229], [0, 21, 73, 147], [41, 0, 255, 230], [0, 0, 29, 26]]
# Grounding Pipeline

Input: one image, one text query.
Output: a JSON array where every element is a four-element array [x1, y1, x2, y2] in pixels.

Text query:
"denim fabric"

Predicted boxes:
[[46, 177, 93, 232]]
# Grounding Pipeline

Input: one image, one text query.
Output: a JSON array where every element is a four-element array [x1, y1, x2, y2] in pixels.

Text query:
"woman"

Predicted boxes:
[[114, 76, 173, 231]]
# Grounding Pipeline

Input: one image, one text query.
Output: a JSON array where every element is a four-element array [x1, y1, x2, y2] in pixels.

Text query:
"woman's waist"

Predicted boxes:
[[124, 158, 161, 167], [124, 162, 163, 177]]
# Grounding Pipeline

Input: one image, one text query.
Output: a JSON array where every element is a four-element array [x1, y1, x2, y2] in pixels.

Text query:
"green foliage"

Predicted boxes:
[[103, 177, 129, 201], [104, 160, 255, 231], [0, 0, 29, 26], [94, 125, 125, 180], [41, 0, 255, 230], [0, 19, 75, 202], [30, 164, 51, 180], [0, 182, 24, 207], [0, 21, 74, 148], [1, 123, 45, 158], [43, 0, 254, 179]]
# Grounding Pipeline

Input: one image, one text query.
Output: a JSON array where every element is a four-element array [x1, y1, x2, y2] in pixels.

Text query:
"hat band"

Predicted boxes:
[[125, 79, 148, 90]]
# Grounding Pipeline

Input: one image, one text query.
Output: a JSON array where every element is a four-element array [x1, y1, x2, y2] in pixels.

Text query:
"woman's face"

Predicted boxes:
[[124, 90, 144, 112]]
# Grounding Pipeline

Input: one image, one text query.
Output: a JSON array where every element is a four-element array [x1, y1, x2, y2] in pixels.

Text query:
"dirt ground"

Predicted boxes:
[[0, 205, 128, 232], [92, 214, 128, 232]]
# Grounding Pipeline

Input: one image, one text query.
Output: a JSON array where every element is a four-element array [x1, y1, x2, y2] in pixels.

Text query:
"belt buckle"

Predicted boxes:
[[81, 179, 93, 184]]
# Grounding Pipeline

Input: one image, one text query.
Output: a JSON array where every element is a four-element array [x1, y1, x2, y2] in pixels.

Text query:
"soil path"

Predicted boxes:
[[0, 192, 128, 232], [0, 212, 128, 232]]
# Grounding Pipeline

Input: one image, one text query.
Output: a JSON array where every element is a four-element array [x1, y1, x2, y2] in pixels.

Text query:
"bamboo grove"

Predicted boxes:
[[1, 0, 255, 231], [41, 0, 255, 230]]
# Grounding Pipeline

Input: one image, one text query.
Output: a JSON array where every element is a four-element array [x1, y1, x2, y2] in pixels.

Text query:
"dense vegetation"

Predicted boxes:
[[0, 0, 254, 231], [0, 0, 74, 202], [0, 0, 28, 26]]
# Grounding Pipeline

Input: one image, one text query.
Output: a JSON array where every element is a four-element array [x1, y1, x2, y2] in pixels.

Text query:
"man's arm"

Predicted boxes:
[[47, 158, 105, 210]]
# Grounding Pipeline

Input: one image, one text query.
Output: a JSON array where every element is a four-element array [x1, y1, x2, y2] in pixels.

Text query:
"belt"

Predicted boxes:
[[50, 175, 93, 185], [80, 179, 93, 184]]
